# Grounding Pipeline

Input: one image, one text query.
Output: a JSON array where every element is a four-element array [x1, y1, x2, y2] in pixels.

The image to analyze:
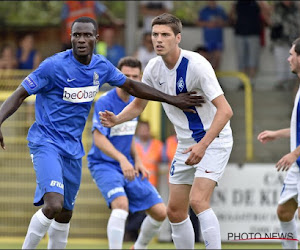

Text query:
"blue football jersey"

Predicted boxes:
[[87, 88, 138, 167], [21, 49, 126, 159]]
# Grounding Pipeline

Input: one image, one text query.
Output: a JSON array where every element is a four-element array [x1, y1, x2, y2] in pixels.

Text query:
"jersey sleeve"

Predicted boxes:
[[104, 60, 127, 87], [92, 97, 110, 136], [21, 57, 54, 95], [141, 64, 153, 87], [196, 59, 223, 101]]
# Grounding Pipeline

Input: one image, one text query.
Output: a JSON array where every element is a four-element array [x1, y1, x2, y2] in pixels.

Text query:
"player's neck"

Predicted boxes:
[[162, 47, 181, 70]]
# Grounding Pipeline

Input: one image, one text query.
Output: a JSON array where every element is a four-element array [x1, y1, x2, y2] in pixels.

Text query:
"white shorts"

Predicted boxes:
[[169, 137, 233, 185], [278, 163, 300, 206]]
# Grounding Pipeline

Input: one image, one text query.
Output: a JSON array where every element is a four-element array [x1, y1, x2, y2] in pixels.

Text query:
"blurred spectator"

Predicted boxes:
[[140, 1, 173, 33], [135, 120, 163, 188], [16, 34, 41, 70], [196, 1, 228, 70], [0, 44, 17, 69], [133, 32, 157, 71], [270, 1, 300, 90], [96, 27, 126, 67], [61, 1, 123, 51], [194, 45, 210, 60], [229, 0, 270, 85]]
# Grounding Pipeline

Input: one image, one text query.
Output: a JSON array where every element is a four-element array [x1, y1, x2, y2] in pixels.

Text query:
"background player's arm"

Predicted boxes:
[[93, 129, 136, 181], [184, 94, 233, 165], [0, 85, 29, 149], [120, 78, 205, 112], [100, 98, 148, 127], [257, 128, 290, 144], [131, 137, 148, 179]]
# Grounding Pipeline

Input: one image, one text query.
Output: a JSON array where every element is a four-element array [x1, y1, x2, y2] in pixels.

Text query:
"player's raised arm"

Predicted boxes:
[[0, 85, 29, 149], [120, 78, 205, 112]]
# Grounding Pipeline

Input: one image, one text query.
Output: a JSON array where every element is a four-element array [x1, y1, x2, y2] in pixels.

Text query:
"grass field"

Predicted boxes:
[[0, 237, 285, 249]]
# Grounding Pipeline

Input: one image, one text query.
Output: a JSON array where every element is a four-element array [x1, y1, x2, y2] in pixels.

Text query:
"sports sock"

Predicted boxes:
[[197, 208, 221, 249], [47, 220, 70, 249], [107, 209, 128, 249], [170, 216, 195, 249], [280, 219, 298, 249], [134, 215, 163, 249], [22, 208, 53, 249]]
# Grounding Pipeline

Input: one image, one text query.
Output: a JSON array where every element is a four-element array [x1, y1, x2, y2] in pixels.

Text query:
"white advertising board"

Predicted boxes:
[[212, 163, 298, 242]]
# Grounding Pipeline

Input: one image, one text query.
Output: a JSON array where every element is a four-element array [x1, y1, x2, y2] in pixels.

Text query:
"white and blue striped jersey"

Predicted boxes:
[[290, 86, 300, 167], [21, 49, 126, 159], [142, 49, 232, 144]]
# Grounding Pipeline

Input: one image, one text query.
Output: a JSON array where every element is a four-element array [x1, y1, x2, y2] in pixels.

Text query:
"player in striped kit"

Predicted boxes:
[[258, 37, 300, 249], [100, 13, 233, 249]]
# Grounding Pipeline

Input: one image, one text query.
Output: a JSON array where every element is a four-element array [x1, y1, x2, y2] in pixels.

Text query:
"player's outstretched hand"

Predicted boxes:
[[173, 91, 205, 113], [257, 130, 276, 144], [99, 110, 117, 128], [0, 129, 5, 150]]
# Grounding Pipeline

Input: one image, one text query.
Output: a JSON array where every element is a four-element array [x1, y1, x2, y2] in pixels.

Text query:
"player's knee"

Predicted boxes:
[[277, 206, 295, 222], [167, 205, 185, 223], [189, 198, 209, 214], [43, 203, 63, 219], [151, 207, 167, 222]]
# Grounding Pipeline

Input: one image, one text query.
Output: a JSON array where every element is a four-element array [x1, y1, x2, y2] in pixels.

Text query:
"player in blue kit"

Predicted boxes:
[[0, 17, 204, 249], [87, 57, 166, 249]]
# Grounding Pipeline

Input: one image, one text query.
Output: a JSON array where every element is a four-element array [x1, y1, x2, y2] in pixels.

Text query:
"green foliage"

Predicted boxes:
[[0, 1, 63, 27]]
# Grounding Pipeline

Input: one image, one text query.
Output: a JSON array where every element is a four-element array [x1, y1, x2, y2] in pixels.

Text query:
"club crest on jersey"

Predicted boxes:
[[93, 72, 100, 85], [177, 77, 185, 92]]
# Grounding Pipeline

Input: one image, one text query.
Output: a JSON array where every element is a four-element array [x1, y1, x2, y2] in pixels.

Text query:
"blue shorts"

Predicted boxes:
[[29, 142, 82, 210], [88, 162, 163, 213]]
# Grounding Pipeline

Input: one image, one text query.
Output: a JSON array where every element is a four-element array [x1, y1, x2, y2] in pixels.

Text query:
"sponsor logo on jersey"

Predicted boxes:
[[67, 78, 76, 82], [107, 187, 125, 198], [177, 77, 185, 92], [110, 121, 138, 136], [24, 76, 37, 89], [50, 180, 64, 189], [93, 72, 100, 85], [63, 85, 98, 103]]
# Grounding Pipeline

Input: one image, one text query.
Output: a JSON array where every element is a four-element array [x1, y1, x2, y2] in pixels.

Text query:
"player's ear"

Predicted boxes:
[[95, 34, 99, 41], [176, 33, 181, 45]]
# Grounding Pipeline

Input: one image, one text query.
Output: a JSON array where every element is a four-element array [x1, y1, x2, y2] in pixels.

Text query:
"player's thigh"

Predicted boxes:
[[190, 177, 216, 213], [62, 156, 82, 210], [168, 183, 191, 214], [195, 139, 232, 184], [277, 198, 298, 221]]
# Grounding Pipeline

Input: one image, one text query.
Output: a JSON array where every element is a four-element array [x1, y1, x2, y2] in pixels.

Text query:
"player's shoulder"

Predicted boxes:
[[182, 49, 209, 66]]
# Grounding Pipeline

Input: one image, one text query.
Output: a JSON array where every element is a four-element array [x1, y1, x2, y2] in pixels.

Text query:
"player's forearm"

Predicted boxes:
[[200, 102, 233, 148], [0, 85, 28, 125], [116, 98, 147, 125], [94, 132, 127, 163], [122, 79, 173, 104], [275, 128, 290, 139]]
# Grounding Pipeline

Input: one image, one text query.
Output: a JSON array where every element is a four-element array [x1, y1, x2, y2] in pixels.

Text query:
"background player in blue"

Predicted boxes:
[[258, 37, 300, 249], [88, 57, 166, 249], [0, 17, 205, 249], [101, 13, 233, 249]]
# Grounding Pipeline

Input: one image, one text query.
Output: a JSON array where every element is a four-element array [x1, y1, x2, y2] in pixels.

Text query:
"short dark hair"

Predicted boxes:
[[151, 13, 182, 35], [293, 37, 300, 55], [117, 56, 142, 71], [71, 16, 98, 34]]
